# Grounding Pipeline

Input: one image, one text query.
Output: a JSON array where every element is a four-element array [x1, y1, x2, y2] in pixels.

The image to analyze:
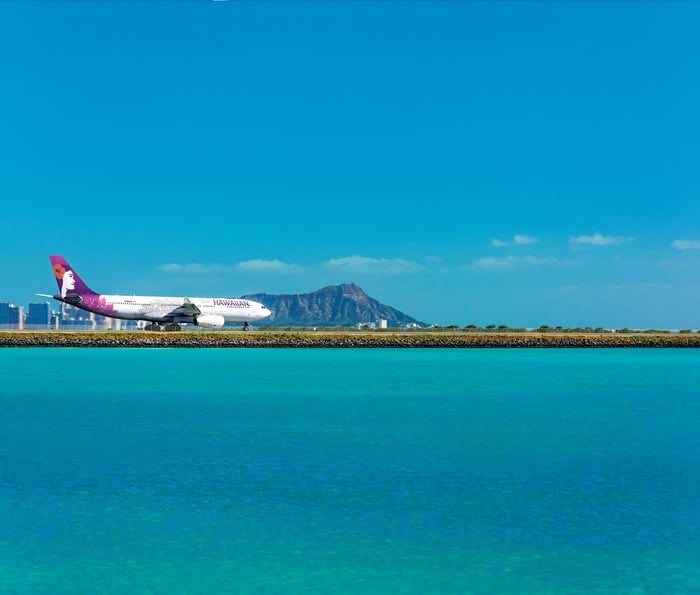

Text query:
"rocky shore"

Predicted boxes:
[[2, 331, 700, 348]]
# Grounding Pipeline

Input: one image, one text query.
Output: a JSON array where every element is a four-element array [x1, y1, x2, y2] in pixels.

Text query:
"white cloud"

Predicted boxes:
[[235, 259, 303, 273], [323, 255, 423, 274], [160, 260, 302, 274], [671, 239, 700, 250], [471, 255, 577, 272], [492, 234, 539, 248], [159, 263, 226, 274], [569, 233, 632, 246]]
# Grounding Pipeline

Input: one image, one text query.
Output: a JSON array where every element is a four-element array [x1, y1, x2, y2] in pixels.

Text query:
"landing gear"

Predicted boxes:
[[243, 321, 250, 331], [144, 323, 182, 332]]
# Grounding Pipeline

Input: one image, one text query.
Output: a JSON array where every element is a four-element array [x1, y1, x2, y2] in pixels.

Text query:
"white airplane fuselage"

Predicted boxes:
[[49, 255, 272, 329], [69, 294, 271, 326]]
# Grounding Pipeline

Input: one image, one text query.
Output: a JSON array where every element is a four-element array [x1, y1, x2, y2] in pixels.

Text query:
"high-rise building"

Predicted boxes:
[[9, 305, 24, 329], [0, 302, 10, 324], [27, 302, 51, 326]]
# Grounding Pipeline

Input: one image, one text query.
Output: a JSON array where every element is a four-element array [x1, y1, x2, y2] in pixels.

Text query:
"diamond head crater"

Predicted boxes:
[[242, 283, 424, 328]]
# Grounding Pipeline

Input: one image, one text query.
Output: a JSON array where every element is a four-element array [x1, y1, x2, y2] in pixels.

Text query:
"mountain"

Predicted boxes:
[[242, 283, 424, 328]]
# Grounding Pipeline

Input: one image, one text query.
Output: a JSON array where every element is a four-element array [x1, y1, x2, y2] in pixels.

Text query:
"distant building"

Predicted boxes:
[[9, 305, 24, 329], [61, 304, 92, 322], [0, 302, 10, 324], [27, 302, 51, 326], [357, 320, 390, 330]]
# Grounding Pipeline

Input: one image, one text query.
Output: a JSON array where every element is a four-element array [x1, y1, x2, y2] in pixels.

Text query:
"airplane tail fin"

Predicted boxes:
[[50, 256, 98, 298]]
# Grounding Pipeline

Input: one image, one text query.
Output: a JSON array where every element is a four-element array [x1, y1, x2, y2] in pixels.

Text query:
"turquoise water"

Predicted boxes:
[[1, 348, 699, 594]]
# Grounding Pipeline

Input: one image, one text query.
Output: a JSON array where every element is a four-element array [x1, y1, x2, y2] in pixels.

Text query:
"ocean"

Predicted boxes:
[[1, 348, 699, 594]]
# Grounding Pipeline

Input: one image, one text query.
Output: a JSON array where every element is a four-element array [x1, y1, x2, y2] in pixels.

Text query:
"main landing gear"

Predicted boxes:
[[144, 323, 182, 332], [243, 322, 250, 331]]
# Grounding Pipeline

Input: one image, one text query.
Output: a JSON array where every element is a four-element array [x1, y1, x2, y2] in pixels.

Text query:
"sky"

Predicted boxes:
[[1, 0, 699, 328]]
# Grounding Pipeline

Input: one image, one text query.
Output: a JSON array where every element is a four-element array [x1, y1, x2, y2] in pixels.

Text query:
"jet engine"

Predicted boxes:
[[194, 314, 225, 329]]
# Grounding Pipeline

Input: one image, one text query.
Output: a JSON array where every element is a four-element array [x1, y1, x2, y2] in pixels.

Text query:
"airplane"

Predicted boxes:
[[44, 256, 272, 331]]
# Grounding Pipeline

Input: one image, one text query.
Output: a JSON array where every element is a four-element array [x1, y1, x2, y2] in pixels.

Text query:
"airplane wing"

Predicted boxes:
[[165, 298, 201, 319]]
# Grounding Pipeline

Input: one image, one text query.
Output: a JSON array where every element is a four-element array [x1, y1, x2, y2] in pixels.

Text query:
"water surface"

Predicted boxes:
[[2, 349, 699, 593]]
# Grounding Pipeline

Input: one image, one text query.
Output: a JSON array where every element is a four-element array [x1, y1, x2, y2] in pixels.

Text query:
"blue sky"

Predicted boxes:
[[2, 1, 699, 328]]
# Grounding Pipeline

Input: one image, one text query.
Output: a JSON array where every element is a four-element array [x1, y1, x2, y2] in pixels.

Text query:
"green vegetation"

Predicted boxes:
[[2, 329, 700, 348]]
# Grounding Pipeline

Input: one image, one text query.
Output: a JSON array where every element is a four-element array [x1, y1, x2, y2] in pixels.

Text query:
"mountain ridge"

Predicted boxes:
[[242, 283, 424, 328]]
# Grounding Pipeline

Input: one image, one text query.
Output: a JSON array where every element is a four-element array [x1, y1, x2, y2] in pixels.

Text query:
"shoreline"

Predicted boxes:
[[2, 331, 700, 348]]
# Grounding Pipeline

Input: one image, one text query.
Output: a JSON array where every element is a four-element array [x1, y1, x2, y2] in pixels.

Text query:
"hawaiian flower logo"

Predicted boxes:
[[81, 294, 115, 314], [53, 263, 66, 280]]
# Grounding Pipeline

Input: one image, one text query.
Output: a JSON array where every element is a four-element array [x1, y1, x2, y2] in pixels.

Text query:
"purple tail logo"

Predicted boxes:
[[50, 256, 96, 298]]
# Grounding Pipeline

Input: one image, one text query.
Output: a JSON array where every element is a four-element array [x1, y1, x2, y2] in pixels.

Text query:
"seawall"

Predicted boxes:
[[2, 331, 700, 348]]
